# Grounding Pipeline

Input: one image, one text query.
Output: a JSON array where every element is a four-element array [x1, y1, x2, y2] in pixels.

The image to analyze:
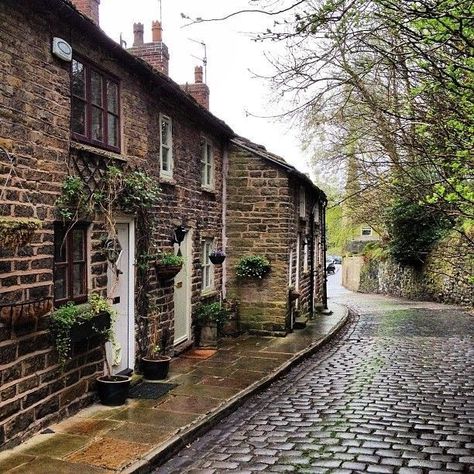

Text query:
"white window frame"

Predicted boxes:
[[303, 237, 309, 273], [201, 239, 215, 293], [201, 138, 214, 189], [160, 114, 173, 178], [361, 226, 373, 236], [299, 187, 306, 218]]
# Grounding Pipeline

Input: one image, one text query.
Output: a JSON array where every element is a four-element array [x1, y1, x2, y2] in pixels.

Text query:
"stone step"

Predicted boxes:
[[294, 315, 308, 329]]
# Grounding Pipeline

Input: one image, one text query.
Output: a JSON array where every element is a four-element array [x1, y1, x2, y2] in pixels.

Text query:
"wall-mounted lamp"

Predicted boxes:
[[172, 225, 188, 245]]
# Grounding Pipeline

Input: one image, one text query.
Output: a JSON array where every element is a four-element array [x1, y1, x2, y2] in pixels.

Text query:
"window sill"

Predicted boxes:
[[200, 289, 218, 299], [201, 186, 216, 195], [159, 176, 176, 186], [70, 141, 127, 162]]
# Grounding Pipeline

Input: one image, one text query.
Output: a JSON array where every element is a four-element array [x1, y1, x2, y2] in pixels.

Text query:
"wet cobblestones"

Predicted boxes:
[[157, 298, 474, 473]]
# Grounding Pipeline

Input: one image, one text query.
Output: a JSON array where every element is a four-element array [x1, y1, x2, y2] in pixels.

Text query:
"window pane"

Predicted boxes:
[[108, 113, 118, 147], [201, 160, 207, 185], [71, 99, 86, 135], [91, 70, 103, 106], [54, 230, 67, 262], [54, 266, 68, 301], [72, 229, 84, 261], [72, 60, 85, 98], [73, 263, 85, 297], [161, 118, 170, 146], [107, 81, 118, 113], [161, 147, 169, 171], [91, 106, 103, 141], [206, 163, 212, 185]]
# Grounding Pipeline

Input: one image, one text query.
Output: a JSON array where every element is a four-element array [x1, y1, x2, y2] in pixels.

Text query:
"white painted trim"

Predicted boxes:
[[174, 228, 193, 346], [222, 144, 228, 299], [159, 113, 173, 179], [115, 217, 136, 371]]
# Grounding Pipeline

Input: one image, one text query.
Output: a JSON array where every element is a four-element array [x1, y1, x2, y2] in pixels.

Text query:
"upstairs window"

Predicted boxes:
[[201, 138, 214, 189], [361, 226, 373, 236], [201, 239, 215, 292], [54, 223, 88, 305], [160, 114, 173, 177], [299, 187, 306, 218], [71, 58, 120, 151]]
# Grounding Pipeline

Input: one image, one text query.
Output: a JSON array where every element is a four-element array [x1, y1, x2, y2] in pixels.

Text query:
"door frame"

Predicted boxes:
[[112, 217, 136, 372], [173, 228, 193, 346]]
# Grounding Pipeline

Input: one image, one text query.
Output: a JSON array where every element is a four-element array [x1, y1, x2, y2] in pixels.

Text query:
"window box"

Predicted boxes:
[[69, 310, 111, 343], [0, 297, 52, 327]]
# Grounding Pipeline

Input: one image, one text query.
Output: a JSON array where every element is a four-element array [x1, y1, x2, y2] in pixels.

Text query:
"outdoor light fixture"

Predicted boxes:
[[172, 225, 187, 245]]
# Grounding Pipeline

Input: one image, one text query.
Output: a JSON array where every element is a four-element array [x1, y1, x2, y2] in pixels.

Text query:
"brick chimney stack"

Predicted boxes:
[[128, 21, 169, 76], [180, 66, 210, 110], [133, 22, 144, 46], [71, 0, 100, 25]]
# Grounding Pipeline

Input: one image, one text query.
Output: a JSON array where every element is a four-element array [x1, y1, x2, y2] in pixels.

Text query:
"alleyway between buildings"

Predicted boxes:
[[158, 268, 474, 473]]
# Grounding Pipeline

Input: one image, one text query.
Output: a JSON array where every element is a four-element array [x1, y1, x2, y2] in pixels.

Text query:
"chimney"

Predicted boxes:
[[70, 0, 100, 25], [128, 21, 169, 76], [133, 22, 144, 46], [180, 66, 210, 110]]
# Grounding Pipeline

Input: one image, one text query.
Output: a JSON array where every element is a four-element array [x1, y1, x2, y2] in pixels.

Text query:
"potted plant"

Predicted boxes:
[[0, 216, 42, 249], [49, 293, 114, 365], [155, 252, 184, 281], [235, 255, 271, 279], [141, 326, 171, 380], [195, 302, 229, 347], [209, 249, 226, 265]]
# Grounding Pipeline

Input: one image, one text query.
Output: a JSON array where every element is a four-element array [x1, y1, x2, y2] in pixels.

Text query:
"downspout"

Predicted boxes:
[[321, 199, 328, 310], [221, 142, 229, 300], [309, 201, 317, 320]]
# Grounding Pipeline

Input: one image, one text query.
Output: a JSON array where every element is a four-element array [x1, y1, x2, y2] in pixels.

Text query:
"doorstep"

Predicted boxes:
[[0, 303, 349, 474]]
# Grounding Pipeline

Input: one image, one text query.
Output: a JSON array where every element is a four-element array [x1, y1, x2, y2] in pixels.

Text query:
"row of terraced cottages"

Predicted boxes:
[[0, 0, 327, 449]]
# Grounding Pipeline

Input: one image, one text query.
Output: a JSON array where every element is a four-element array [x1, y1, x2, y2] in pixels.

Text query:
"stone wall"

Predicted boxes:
[[0, 0, 227, 449], [343, 234, 473, 306]]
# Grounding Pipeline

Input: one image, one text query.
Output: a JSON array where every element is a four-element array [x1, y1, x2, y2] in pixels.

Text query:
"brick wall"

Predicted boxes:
[[0, 0, 227, 449], [226, 145, 291, 334], [70, 0, 100, 25]]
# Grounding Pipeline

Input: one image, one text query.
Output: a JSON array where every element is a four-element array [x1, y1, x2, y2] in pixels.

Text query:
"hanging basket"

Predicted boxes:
[[209, 254, 226, 265], [0, 297, 53, 327], [0, 217, 42, 249], [154, 263, 182, 281]]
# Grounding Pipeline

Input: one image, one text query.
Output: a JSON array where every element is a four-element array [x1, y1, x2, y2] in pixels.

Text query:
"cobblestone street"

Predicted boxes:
[[157, 276, 474, 473]]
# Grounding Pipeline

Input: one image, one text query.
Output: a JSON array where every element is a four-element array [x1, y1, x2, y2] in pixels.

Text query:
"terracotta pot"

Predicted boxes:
[[141, 356, 171, 380], [96, 375, 130, 406]]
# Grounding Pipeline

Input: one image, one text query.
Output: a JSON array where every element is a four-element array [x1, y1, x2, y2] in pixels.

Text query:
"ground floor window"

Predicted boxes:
[[201, 239, 214, 292], [54, 223, 88, 305]]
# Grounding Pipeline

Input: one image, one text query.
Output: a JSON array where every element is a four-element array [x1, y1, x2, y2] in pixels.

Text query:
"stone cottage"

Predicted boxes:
[[226, 137, 327, 335], [0, 0, 233, 449]]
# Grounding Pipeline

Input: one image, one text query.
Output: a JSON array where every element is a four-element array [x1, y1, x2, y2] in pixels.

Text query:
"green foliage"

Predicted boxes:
[[157, 253, 184, 266], [235, 255, 271, 279], [56, 176, 90, 221], [195, 302, 229, 327], [0, 217, 42, 248], [385, 199, 451, 265], [50, 294, 115, 365]]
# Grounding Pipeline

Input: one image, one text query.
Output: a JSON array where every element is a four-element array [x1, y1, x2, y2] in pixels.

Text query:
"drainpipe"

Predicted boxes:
[[221, 143, 228, 300], [321, 200, 329, 310], [309, 204, 316, 320]]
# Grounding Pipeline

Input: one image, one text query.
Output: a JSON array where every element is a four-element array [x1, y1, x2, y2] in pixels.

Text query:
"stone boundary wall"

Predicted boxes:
[[342, 235, 473, 307]]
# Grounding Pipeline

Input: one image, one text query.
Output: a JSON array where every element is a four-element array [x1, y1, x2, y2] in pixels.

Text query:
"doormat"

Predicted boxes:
[[129, 382, 177, 400]]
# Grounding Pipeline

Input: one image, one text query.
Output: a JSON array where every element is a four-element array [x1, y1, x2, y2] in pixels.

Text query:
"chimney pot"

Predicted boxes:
[[194, 66, 204, 84], [152, 21, 163, 42], [133, 22, 144, 46]]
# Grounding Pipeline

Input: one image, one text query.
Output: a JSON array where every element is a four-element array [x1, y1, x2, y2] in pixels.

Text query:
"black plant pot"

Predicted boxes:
[[96, 375, 130, 406], [209, 255, 226, 265], [69, 311, 111, 343], [142, 356, 171, 380]]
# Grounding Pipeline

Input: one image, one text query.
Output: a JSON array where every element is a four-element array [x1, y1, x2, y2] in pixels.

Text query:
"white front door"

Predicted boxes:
[[173, 230, 192, 345], [107, 221, 135, 374]]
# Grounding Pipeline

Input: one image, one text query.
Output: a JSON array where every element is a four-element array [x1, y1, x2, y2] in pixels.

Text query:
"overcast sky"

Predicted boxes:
[[100, 0, 310, 174]]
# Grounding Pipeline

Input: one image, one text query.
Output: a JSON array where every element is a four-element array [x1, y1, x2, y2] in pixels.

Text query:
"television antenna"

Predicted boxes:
[[188, 38, 207, 83]]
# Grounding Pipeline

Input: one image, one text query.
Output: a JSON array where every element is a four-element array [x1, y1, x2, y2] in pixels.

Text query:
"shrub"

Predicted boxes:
[[235, 255, 271, 279], [157, 253, 184, 266], [195, 302, 229, 327]]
